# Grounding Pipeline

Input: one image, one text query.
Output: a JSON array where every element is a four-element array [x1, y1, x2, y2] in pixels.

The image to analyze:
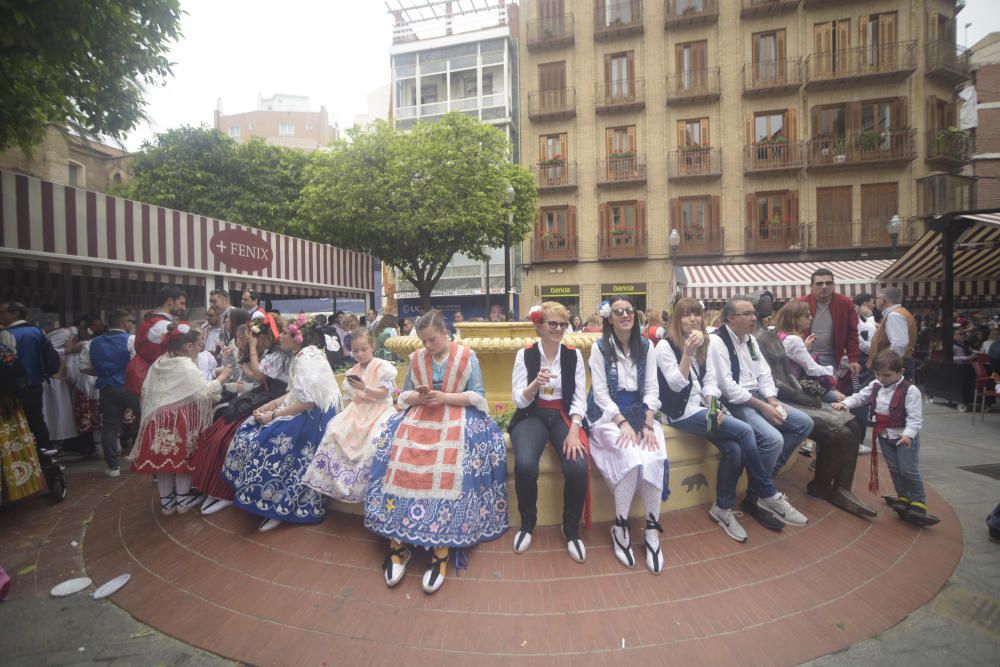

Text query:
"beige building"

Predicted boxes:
[[0, 125, 132, 192], [517, 0, 971, 313], [213, 94, 338, 151]]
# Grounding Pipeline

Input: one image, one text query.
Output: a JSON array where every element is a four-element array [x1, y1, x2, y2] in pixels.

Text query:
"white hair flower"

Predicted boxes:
[[599, 301, 612, 319]]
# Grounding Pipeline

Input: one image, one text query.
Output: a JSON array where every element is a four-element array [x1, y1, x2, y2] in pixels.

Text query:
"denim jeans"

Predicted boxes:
[[727, 394, 814, 500], [99, 384, 140, 471], [670, 408, 777, 509], [879, 434, 926, 504]]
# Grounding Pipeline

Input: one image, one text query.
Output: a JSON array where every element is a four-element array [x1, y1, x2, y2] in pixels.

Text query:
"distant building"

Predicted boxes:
[[354, 84, 392, 128], [968, 32, 1000, 208], [213, 94, 339, 151], [0, 124, 132, 192]]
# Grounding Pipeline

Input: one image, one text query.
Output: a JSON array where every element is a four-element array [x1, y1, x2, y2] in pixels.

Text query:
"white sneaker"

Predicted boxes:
[[644, 515, 664, 575], [858, 444, 872, 455], [201, 498, 233, 515], [383, 546, 411, 588], [709, 502, 748, 543], [610, 516, 635, 568], [513, 530, 532, 554], [258, 518, 282, 532], [757, 493, 808, 526], [104, 467, 121, 478]]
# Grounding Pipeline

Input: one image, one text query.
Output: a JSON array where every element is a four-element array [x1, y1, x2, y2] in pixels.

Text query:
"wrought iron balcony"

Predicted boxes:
[[741, 0, 800, 19], [925, 41, 971, 84], [595, 78, 646, 113], [664, 0, 718, 28], [671, 221, 723, 256], [526, 14, 575, 52], [806, 129, 916, 169], [804, 41, 917, 89], [532, 160, 578, 191], [595, 1, 644, 41], [597, 156, 648, 186], [527, 87, 576, 120], [745, 220, 803, 254], [667, 148, 722, 180], [665, 67, 721, 105], [742, 58, 802, 96], [532, 232, 578, 263], [743, 141, 806, 174]]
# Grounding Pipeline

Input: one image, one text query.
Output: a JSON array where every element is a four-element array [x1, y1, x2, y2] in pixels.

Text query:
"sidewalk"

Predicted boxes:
[[0, 405, 997, 666]]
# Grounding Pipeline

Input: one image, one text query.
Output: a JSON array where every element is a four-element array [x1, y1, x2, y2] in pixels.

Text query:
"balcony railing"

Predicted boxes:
[[526, 15, 575, 52], [741, 0, 800, 18], [664, 0, 719, 28], [806, 129, 916, 169], [532, 161, 578, 190], [595, 78, 646, 113], [532, 232, 578, 263], [743, 142, 806, 174], [665, 67, 721, 105], [926, 129, 971, 167], [595, 0, 644, 40], [597, 156, 647, 186], [925, 41, 971, 84], [804, 41, 917, 88], [667, 148, 722, 180], [672, 222, 724, 256], [746, 220, 803, 254], [742, 58, 802, 95], [600, 224, 648, 259], [527, 87, 576, 120], [807, 218, 926, 250]]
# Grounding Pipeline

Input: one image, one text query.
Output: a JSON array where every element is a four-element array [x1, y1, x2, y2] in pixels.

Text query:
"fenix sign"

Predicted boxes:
[[209, 228, 273, 272]]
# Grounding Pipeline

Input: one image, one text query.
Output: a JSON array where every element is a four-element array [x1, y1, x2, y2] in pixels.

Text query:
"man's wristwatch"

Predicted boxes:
[[571, 417, 583, 427]]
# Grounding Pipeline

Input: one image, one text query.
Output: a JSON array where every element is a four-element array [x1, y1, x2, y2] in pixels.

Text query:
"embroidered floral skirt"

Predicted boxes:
[[73, 389, 102, 434], [364, 408, 509, 549], [223, 406, 335, 524], [1, 406, 45, 504], [132, 404, 201, 474]]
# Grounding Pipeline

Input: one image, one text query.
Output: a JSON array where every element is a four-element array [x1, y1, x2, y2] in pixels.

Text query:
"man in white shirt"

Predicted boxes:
[[202, 306, 223, 357], [209, 289, 235, 344], [709, 296, 813, 529]]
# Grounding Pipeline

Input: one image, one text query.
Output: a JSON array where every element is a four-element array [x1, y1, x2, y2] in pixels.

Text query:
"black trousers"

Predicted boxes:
[[510, 407, 588, 537], [20, 383, 50, 452]]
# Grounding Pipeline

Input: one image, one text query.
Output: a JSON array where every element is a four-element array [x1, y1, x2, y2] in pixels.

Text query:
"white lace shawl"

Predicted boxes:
[[287, 345, 343, 413], [136, 355, 222, 456]]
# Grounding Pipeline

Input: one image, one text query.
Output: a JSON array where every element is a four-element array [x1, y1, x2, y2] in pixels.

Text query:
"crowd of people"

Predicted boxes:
[[2, 268, 994, 595]]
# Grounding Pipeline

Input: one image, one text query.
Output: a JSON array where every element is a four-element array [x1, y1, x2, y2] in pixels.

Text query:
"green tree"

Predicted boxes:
[[117, 126, 309, 235], [300, 114, 537, 311], [0, 0, 183, 152]]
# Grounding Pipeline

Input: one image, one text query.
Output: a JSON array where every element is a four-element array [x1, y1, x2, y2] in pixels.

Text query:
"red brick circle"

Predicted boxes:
[[83, 462, 962, 666]]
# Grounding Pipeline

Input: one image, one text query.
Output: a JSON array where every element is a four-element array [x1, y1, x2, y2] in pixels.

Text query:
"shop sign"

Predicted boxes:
[[601, 282, 646, 296], [541, 284, 579, 298], [209, 228, 273, 272]]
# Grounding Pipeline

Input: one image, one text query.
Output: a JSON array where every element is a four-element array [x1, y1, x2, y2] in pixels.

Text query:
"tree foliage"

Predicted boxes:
[[0, 0, 183, 152], [117, 126, 309, 235], [300, 113, 537, 310]]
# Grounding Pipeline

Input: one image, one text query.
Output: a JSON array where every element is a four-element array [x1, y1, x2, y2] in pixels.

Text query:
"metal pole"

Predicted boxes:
[[484, 259, 490, 315], [941, 223, 955, 364], [504, 214, 512, 318]]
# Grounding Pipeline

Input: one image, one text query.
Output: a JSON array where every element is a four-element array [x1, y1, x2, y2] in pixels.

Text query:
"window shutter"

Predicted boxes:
[[637, 200, 646, 253], [538, 135, 547, 161], [535, 208, 544, 236], [626, 50, 635, 88], [746, 193, 757, 228], [709, 196, 721, 247], [627, 125, 636, 152], [752, 33, 762, 68], [787, 108, 797, 140], [927, 12, 938, 43], [567, 205, 577, 249], [859, 15, 870, 49], [677, 120, 687, 148], [788, 191, 800, 226], [560, 133, 568, 159], [810, 105, 821, 137], [893, 97, 908, 128], [746, 113, 755, 144], [776, 30, 786, 62], [837, 20, 851, 53], [597, 0, 606, 25], [702, 117, 711, 146], [675, 44, 684, 76], [606, 128, 615, 155], [604, 53, 612, 88], [881, 13, 897, 47], [847, 101, 862, 134]]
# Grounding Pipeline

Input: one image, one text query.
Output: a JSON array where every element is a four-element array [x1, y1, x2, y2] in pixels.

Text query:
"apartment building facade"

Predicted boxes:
[[518, 0, 971, 314], [213, 94, 338, 151]]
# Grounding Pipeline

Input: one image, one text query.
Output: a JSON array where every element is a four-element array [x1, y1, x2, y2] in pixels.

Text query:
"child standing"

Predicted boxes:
[[833, 349, 937, 526]]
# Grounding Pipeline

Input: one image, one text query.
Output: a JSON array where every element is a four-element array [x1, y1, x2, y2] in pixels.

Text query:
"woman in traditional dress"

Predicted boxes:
[[193, 313, 289, 515], [41, 322, 78, 445], [365, 310, 508, 594], [303, 327, 397, 503], [223, 314, 341, 532], [0, 334, 45, 505], [132, 323, 233, 514], [509, 302, 589, 562], [587, 296, 668, 575]]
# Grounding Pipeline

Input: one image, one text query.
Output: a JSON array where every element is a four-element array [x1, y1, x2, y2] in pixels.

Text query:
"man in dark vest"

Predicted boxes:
[[84, 309, 137, 477], [0, 300, 53, 453]]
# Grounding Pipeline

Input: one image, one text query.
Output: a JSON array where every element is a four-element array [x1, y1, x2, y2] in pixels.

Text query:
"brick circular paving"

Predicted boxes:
[[83, 461, 962, 667]]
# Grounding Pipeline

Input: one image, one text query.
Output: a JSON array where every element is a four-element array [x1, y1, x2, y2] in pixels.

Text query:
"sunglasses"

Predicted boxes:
[[813, 281, 834, 287], [546, 321, 570, 330], [612, 307, 635, 317]]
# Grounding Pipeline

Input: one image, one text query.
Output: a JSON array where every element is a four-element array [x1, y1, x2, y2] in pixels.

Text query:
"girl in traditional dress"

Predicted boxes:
[[303, 327, 397, 503], [193, 314, 290, 515], [587, 297, 668, 575], [365, 310, 508, 594], [0, 335, 45, 505], [132, 323, 233, 514], [223, 314, 341, 533], [509, 302, 589, 562]]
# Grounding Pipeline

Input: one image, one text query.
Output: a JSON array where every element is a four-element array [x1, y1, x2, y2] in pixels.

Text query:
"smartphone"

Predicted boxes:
[[346, 374, 362, 382]]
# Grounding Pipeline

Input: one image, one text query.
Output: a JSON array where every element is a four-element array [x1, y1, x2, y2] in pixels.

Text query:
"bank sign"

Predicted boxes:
[[209, 228, 273, 272]]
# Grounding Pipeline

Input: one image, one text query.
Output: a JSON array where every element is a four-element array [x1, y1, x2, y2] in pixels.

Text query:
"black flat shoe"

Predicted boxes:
[[741, 497, 784, 532]]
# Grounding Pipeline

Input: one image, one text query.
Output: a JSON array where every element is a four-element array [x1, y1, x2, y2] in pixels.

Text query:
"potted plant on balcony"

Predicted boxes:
[[860, 129, 881, 152], [936, 126, 966, 148], [538, 155, 564, 166], [609, 151, 636, 159], [833, 138, 847, 163]]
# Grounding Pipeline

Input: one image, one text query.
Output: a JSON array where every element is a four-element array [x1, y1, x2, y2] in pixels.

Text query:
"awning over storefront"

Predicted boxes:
[[678, 259, 893, 304], [879, 212, 1000, 301], [0, 170, 374, 300]]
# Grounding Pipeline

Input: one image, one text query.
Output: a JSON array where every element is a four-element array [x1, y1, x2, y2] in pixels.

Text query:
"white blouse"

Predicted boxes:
[[654, 339, 720, 423], [511, 344, 587, 419], [588, 338, 660, 424], [780, 333, 834, 378]]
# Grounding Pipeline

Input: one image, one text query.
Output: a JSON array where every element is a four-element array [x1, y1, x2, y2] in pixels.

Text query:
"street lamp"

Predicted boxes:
[[668, 228, 682, 294], [887, 214, 902, 255], [502, 184, 515, 319]]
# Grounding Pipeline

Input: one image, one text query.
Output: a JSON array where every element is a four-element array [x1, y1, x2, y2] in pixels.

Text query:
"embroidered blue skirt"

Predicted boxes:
[[223, 406, 335, 524], [364, 407, 509, 549]]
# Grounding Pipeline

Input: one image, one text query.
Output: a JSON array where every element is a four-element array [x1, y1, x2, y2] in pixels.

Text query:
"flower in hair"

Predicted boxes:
[[528, 305, 544, 325], [169, 321, 192, 339], [599, 301, 612, 319]]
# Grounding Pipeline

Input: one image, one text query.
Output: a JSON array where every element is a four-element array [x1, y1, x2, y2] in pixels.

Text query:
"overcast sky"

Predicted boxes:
[[123, 0, 1000, 152]]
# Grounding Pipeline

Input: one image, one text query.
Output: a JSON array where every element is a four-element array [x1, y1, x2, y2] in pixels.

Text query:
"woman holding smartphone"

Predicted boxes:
[[364, 310, 507, 594], [509, 302, 589, 563], [303, 327, 397, 504]]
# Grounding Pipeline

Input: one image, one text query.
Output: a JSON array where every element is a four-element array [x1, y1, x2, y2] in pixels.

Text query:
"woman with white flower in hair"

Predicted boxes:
[[223, 314, 342, 532], [132, 322, 234, 514]]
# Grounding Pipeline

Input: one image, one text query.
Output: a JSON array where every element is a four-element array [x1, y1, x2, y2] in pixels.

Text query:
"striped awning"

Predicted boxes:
[[878, 212, 1000, 301], [679, 259, 893, 305]]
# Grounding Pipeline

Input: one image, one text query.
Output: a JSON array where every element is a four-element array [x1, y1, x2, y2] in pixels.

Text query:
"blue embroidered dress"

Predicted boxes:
[[223, 346, 341, 523], [364, 343, 508, 548]]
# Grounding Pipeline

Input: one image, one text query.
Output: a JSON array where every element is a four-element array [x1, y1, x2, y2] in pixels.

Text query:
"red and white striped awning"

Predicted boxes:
[[679, 259, 894, 305], [0, 170, 374, 298]]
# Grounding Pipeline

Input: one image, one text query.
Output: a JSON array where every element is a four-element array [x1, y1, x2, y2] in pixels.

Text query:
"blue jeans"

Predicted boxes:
[[879, 434, 926, 504], [727, 394, 814, 501], [671, 409, 777, 509]]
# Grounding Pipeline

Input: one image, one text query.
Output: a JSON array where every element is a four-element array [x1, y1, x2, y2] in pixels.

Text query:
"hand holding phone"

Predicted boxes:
[[417, 385, 430, 394], [346, 373, 362, 383]]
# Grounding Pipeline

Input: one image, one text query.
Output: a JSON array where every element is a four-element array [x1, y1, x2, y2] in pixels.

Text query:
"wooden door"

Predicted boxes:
[[538, 62, 566, 111], [816, 186, 852, 248], [861, 182, 898, 245]]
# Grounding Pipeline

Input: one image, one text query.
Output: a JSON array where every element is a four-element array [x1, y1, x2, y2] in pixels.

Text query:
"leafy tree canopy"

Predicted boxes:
[[0, 0, 183, 152], [300, 113, 537, 310], [117, 125, 310, 235]]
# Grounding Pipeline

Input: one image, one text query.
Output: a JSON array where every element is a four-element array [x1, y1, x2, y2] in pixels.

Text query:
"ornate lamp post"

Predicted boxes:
[[887, 214, 902, 255], [503, 184, 515, 318]]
